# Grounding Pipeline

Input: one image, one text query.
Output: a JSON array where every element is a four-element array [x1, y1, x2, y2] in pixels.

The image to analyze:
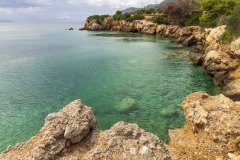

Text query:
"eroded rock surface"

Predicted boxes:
[[1, 93, 240, 159], [0, 100, 97, 160], [0, 100, 171, 160], [168, 92, 240, 159], [223, 79, 240, 101], [57, 122, 171, 160]]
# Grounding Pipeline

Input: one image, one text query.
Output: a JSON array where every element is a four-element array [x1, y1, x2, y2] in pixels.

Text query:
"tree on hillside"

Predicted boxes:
[[221, 5, 240, 43], [163, 0, 196, 25]]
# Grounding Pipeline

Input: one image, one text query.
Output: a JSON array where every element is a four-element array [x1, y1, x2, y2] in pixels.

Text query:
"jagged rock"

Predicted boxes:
[[168, 92, 240, 159], [188, 53, 202, 66], [58, 121, 171, 160], [88, 22, 101, 30], [202, 48, 239, 86], [223, 79, 240, 101], [0, 100, 97, 160], [229, 37, 240, 56], [176, 36, 187, 44], [141, 22, 157, 35], [191, 44, 203, 53], [182, 35, 196, 46]]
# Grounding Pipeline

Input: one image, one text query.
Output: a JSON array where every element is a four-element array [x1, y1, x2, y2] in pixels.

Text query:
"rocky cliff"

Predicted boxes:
[[1, 94, 240, 159]]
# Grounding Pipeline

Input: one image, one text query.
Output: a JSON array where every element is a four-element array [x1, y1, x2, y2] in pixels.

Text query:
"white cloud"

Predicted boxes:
[[0, 0, 164, 22]]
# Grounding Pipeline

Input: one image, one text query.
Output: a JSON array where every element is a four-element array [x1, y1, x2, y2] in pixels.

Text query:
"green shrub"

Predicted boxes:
[[199, 0, 238, 27], [156, 8, 162, 13], [221, 5, 240, 43], [132, 13, 145, 20], [87, 15, 109, 24], [123, 12, 131, 19], [151, 15, 166, 24], [217, 15, 231, 26], [113, 14, 124, 21], [185, 12, 201, 26], [125, 17, 134, 22], [145, 10, 152, 14]]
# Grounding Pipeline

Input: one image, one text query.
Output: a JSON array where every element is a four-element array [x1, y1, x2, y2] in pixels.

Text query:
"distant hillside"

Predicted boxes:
[[122, 0, 177, 13]]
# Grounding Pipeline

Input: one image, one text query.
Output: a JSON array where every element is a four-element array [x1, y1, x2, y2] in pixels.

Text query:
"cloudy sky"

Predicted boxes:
[[0, 0, 164, 22]]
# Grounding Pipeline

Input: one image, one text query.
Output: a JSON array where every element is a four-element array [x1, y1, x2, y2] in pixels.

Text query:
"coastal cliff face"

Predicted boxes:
[[1, 94, 240, 159], [84, 19, 240, 92]]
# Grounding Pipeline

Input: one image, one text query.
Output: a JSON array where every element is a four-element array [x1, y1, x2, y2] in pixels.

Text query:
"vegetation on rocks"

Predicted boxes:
[[86, 0, 240, 43], [87, 15, 109, 24], [221, 5, 240, 43], [113, 10, 145, 22], [199, 0, 239, 27]]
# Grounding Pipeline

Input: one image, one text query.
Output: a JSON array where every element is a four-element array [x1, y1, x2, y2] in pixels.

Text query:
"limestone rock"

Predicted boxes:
[[202, 48, 239, 86], [139, 146, 153, 157], [88, 22, 101, 30], [0, 100, 97, 160], [59, 122, 171, 160], [229, 37, 240, 56], [182, 35, 196, 46], [168, 92, 240, 159], [223, 79, 240, 101], [188, 53, 202, 65]]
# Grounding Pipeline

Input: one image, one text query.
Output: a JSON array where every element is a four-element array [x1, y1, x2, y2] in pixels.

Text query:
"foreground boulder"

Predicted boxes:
[[168, 92, 240, 159], [58, 122, 171, 160], [0, 100, 97, 160], [0, 100, 171, 160]]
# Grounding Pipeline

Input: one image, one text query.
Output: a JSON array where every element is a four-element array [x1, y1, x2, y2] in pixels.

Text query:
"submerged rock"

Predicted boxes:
[[114, 97, 137, 112]]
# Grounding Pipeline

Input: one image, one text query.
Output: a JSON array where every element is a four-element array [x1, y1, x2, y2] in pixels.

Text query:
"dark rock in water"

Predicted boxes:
[[188, 52, 202, 66], [68, 28, 74, 30], [182, 35, 196, 47], [223, 79, 240, 101], [192, 45, 203, 53], [79, 28, 86, 31], [213, 71, 229, 86], [176, 36, 187, 44]]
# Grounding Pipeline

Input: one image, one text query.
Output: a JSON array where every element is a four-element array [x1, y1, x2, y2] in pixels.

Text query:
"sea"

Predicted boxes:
[[0, 22, 221, 152]]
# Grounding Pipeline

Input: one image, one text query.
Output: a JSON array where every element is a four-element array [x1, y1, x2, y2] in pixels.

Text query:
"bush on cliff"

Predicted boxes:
[[151, 15, 166, 24], [221, 5, 240, 43], [185, 11, 201, 26], [87, 15, 109, 24], [199, 0, 238, 27]]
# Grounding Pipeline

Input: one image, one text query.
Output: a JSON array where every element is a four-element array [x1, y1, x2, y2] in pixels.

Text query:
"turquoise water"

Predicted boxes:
[[0, 22, 221, 152]]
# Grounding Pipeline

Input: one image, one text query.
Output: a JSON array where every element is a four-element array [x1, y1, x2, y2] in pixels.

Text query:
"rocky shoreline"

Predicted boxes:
[[83, 19, 240, 100], [1, 94, 240, 159], [1, 19, 240, 159]]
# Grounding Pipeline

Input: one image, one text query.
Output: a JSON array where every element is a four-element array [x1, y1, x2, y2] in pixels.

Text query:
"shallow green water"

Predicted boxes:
[[0, 22, 221, 152]]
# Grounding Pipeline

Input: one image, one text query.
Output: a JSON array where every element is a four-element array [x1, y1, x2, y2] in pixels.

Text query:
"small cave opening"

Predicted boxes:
[[130, 29, 138, 33]]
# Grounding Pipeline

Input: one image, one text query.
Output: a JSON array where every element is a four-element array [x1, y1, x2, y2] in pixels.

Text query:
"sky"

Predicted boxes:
[[0, 0, 164, 22]]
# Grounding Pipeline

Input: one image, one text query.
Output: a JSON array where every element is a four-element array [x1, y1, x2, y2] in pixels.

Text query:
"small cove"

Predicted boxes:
[[0, 22, 221, 152]]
